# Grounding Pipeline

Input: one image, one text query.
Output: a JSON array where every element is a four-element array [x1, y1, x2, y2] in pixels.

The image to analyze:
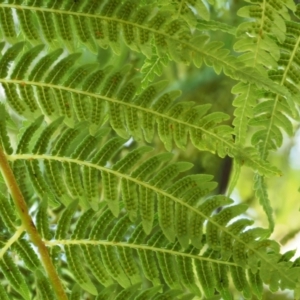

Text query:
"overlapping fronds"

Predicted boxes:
[[0, 1, 294, 101], [235, 0, 295, 68], [1, 118, 299, 298], [228, 1, 298, 206], [235, 20, 299, 164], [0, 1, 299, 299], [4, 116, 220, 244], [36, 201, 300, 299], [232, 0, 297, 149], [0, 44, 281, 177], [231, 17, 300, 229], [0, 0, 194, 59]]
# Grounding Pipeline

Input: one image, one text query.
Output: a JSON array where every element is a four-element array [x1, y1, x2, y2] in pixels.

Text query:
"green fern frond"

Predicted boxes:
[[42, 201, 300, 299], [0, 1, 299, 299], [0, 82, 291, 297], [0, 1, 191, 57], [249, 21, 300, 160], [229, 1, 296, 195], [0, 3, 295, 101], [0, 46, 281, 177], [7, 124, 216, 241], [3, 120, 279, 246]]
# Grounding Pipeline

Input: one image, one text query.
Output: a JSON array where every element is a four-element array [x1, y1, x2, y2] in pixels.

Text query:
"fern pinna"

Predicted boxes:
[[0, 0, 300, 299]]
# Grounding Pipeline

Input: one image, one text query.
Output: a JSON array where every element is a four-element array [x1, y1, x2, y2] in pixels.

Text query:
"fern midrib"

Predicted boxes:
[[261, 34, 300, 158], [0, 78, 277, 176], [7, 153, 295, 287], [0, 3, 290, 99], [44, 239, 238, 267], [0, 224, 24, 259]]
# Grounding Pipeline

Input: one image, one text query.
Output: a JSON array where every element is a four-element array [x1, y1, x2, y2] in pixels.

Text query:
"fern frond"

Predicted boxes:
[[3, 123, 297, 298], [7, 125, 214, 242], [0, 46, 281, 177], [43, 202, 300, 299], [233, 4, 298, 158], [248, 21, 300, 160], [1, 120, 282, 245], [0, 3, 295, 102]]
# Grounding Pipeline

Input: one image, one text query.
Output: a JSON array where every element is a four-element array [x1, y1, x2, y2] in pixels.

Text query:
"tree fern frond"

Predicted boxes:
[[0, 3, 295, 102], [4, 121, 280, 242], [43, 202, 300, 299], [229, 2, 297, 193], [249, 21, 300, 160], [0, 2, 298, 299], [0, 46, 282, 177]]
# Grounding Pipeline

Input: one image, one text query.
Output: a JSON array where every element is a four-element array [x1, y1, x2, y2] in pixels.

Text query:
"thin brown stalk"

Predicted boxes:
[[0, 146, 68, 300]]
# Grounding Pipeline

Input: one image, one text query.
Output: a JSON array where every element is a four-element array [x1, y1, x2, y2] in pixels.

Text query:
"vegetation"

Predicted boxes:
[[0, 0, 300, 299]]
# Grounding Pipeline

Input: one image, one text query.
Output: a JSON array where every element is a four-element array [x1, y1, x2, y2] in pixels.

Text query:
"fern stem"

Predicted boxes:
[[45, 239, 238, 267], [0, 146, 68, 300]]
